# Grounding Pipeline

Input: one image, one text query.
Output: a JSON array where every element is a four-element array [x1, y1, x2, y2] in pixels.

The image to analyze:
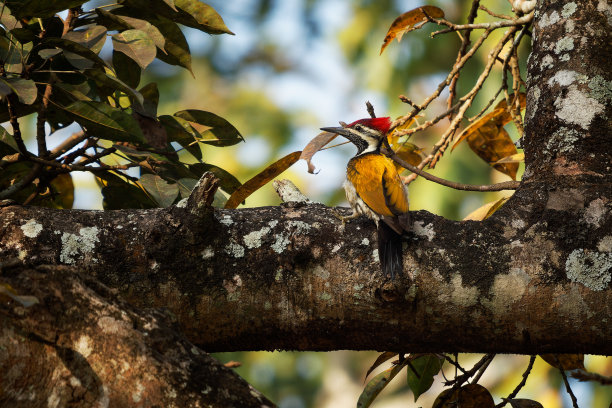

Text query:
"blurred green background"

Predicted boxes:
[[16, 0, 610, 406]]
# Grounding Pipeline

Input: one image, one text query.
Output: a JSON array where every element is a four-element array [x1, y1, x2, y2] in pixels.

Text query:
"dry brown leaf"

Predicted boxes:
[[433, 384, 494, 408], [463, 197, 510, 221], [540, 354, 585, 371], [364, 352, 398, 382], [299, 131, 338, 174], [453, 93, 526, 151], [224, 151, 302, 209], [380, 6, 445, 55], [494, 152, 525, 164], [452, 94, 526, 180], [393, 142, 423, 171]]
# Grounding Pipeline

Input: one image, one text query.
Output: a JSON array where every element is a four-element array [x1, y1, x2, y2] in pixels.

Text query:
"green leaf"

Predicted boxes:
[[63, 25, 107, 53], [189, 163, 242, 195], [406, 354, 443, 401], [159, 114, 202, 160], [149, 15, 192, 73], [139, 174, 178, 207], [0, 77, 37, 104], [173, 0, 234, 35], [95, 8, 166, 51], [112, 50, 141, 89], [177, 177, 197, 198], [112, 29, 156, 69], [174, 110, 244, 146], [61, 100, 146, 144], [365, 352, 399, 381], [6, 0, 88, 18], [0, 125, 18, 152], [83, 68, 144, 108], [39, 37, 108, 69], [99, 175, 157, 209], [38, 48, 62, 59], [61, 25, 107, 69], [0, 4, 22, 30], [357, 361, 407, 408], [138, 82, 159, 117]]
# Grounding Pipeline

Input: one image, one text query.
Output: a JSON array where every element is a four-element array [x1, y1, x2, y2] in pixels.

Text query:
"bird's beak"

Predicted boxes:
[[320, 126, 352, 138]]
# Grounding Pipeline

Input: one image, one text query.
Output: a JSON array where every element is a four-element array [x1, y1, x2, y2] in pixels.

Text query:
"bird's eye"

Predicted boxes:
[[354, 125, 363, 131]]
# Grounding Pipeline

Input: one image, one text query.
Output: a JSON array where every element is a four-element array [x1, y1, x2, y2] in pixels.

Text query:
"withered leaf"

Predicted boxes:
[[225, 151, 302, 209], [452, 94, 526, 180], [540, 354, 585, 371], [364, 352, 398, 381], [463, 196, 510, 221], [380, 6, 445, 55], [299, 131, 337, 174], [433, 384, 494, 408]]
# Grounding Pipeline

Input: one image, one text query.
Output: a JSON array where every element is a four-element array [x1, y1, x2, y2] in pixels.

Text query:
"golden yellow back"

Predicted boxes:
[[346, 153, 409, 217]]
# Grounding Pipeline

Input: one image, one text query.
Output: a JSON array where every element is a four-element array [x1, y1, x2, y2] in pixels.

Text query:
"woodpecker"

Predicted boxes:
[[321, 117, 410, 278]]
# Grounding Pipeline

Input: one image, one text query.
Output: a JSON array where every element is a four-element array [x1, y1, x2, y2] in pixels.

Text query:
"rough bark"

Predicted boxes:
[[0, 264, 274, 408], [0, 0, 610, 405]]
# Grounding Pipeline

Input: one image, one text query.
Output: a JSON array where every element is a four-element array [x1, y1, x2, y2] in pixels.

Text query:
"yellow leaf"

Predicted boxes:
[[393, 142, 423, 171], [224, 151, 302, 209], [463, 197, 510, 221], [452, 94, 526, 180], [380, 6, 445, 55], [494, 152, 525, 164]]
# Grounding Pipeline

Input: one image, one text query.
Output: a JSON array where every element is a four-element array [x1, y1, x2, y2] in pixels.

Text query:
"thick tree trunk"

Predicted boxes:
[[0, 0, 610, 406]]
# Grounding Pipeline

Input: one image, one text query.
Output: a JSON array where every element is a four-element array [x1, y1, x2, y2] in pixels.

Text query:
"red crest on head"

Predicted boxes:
[[347, 117, 392, 134]]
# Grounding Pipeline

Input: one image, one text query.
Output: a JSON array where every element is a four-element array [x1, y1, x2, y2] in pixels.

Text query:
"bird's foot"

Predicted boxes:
[[332, 209, 359, 228]]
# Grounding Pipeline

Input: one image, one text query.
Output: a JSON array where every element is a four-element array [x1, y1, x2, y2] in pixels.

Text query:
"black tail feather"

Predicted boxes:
[[377, 221, 404, 279]]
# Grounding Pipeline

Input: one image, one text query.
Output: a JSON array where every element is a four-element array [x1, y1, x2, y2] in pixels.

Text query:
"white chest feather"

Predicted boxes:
[[343, 179, 380, 224]]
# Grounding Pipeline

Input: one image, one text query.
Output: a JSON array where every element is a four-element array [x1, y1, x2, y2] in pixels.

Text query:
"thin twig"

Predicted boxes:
[[570, 369, 612, 385], [0, 163, 42, 199], [36, 82, 54, 158], [554, 355, 580, 408], [390, 26, 493, 134], [431, 13, 532, 37], [444, 354, 495, 386], [471, 356, 493, 384], [49, 131, 87, 159], [384, 144, 520, 192], [447, 0, 480, 115], [444, 354, 467, 374], [495, 356, 536, 407], [479, 5, 514, 20], [6, 95, 29, 157], [366, 101, 376, 118]]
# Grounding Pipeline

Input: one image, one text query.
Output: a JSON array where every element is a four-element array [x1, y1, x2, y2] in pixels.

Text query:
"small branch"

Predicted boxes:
[[445, 354, 495, 387], [6, 95, 29, 157], [0, 163, 42, 200], [447, 0, 481, 115], [479, 5, 514, 20], [390, 27, 493, 134], [495, 355, 536, 407], [366, 101, 376, 118], [570, 370, 612, 385], [35, 82, 54, 158], [431, 13, 532, 37], [49, 131, 87, 160], [471, 355, 493, 384], [62, 8, 80, 36], [384, 142, 520, 192], [553, 355, 580, 408]]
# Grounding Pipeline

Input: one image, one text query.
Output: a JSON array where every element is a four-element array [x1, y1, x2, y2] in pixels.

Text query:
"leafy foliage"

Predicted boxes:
[[0, 0, 239, 208]]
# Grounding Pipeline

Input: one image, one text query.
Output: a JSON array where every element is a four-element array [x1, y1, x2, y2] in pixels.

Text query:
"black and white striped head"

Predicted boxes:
[[321, 117, 392, 156]]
